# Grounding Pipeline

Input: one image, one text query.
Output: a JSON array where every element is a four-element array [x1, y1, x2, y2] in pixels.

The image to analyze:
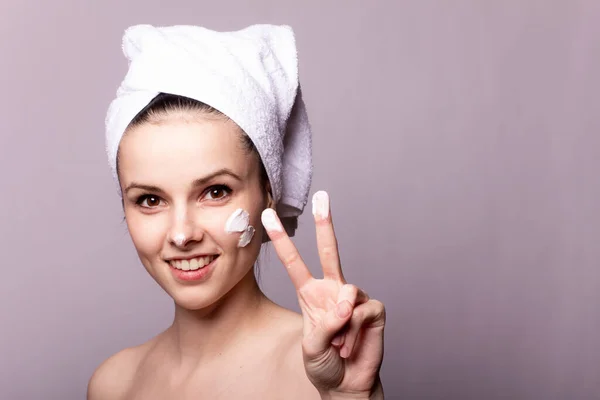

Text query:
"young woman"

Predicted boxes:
[[88, 24, 386, 400]]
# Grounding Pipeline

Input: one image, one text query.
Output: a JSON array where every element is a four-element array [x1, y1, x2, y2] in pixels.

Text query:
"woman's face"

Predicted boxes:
[[118, 114, 269, 310]]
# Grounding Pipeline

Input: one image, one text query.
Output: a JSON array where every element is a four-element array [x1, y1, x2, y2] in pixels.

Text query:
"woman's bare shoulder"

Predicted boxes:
[[263, 304, 321, 398], [86, 338, 158, 400], [261, 302, 303, 345]]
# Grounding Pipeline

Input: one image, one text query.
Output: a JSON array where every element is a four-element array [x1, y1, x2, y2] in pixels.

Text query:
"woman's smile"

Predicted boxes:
[[167, 254, 219, 271], [167, 254, 220, 282]]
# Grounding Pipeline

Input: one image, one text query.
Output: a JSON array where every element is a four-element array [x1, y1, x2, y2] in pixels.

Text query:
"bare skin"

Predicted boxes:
[[88, 288, 318, 399], [88, 112, 385, 399]]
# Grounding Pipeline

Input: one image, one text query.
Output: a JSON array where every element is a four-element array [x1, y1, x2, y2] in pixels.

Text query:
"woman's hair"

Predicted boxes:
[[121, 93, 269, 190]]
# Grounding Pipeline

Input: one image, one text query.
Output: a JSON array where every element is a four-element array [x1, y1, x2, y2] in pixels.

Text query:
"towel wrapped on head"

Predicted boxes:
[[105, 24, 313, 237]]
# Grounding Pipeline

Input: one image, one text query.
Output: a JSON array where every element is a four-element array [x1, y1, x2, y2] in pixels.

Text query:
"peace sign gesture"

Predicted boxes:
[[261, 191, 386, 399]]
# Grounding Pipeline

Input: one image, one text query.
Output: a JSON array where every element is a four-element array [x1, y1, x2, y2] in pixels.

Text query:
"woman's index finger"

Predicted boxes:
[[261, 208, 312, 290]]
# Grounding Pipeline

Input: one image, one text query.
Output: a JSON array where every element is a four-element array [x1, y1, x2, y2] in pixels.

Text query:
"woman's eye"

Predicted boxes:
[[204, 185, 232, 201], [137, 195, 162, 208]]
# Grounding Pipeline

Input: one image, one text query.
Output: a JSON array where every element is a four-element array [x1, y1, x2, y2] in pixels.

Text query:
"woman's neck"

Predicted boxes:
[[167, 269, 272, 366]]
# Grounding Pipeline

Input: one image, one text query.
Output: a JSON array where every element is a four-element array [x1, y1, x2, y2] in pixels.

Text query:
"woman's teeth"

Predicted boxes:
[[169, 255, 217, 271]]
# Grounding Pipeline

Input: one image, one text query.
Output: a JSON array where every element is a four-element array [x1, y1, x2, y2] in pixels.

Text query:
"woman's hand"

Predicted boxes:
[[261, 191, 386, 399]]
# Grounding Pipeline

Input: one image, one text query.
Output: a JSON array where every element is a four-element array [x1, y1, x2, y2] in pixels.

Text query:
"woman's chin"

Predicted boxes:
[[169, 286, 223, 311]]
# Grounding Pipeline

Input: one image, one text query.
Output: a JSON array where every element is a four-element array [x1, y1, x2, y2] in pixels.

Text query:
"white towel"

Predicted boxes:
[[105, 24, 313, 236]]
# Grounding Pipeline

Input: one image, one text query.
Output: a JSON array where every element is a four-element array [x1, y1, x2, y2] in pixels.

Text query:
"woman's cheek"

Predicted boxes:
[[129, 214, 167, 254]]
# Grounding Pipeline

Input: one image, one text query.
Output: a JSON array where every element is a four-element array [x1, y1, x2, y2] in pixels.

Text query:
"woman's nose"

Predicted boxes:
[[168, 208, 203, 248]]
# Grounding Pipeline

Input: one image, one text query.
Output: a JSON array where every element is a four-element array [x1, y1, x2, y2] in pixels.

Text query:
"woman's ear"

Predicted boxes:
[[265, 181, 275, 209]]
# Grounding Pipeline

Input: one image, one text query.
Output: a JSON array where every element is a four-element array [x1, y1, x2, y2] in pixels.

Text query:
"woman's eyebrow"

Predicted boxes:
[[123, 169, 242, 195], [191, 168, 242, 187], [124, 183, 165, 196]]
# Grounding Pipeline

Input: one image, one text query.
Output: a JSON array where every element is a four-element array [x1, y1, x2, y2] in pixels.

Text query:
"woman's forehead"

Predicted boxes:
[[118, 119, 254, 183]]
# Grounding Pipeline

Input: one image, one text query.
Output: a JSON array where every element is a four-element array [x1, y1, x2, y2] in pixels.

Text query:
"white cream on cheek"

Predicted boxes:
[[238, 226, 255, 247], [225, 208, 249, 232], [224, 208, 255, 248]]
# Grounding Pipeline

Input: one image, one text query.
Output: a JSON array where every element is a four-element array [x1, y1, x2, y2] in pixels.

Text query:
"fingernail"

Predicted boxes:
[[312, 191, 329, 220], [336, 301, 351, 319], [340, 345, 350, 358], [331, 335, 343, 346], [261, 208, 283, 232]]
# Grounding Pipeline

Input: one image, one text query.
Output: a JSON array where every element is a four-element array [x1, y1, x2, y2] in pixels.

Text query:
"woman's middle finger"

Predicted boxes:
[[313, 191, 345, 282]]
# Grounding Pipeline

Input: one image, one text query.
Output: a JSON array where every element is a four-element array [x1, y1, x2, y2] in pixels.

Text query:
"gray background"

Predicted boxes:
[[1, 1, 599, 399]]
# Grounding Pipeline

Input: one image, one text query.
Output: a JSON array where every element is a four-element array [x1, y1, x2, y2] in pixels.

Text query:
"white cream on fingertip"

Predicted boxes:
[[312, 191, 329, 219], [261, 208, 283, 232]]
